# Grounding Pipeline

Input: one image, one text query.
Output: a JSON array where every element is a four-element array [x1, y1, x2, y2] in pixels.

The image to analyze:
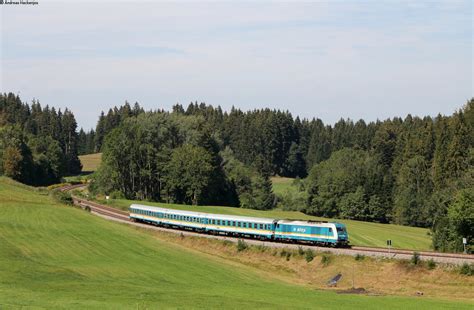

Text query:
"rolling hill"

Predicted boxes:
[[0, 177, 471, 308]]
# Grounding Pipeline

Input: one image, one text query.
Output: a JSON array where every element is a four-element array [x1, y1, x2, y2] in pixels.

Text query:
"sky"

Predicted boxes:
[[1, 0, 472, 130]]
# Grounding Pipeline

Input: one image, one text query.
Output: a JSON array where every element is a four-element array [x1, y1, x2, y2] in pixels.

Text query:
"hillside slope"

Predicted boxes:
[[0, 177, 470, 309]]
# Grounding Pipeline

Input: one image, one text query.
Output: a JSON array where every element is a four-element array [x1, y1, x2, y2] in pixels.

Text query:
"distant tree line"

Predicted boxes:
[[0, 93, 82, 185]]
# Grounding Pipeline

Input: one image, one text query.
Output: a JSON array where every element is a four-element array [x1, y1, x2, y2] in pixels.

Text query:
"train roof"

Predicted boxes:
[[130, 204, 346, 226], [130, 204, 276, 224], [278, 219, 337, 227]]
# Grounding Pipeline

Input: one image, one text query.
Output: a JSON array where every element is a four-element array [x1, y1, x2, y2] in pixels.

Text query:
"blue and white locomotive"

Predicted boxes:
[[129, 204, 349, 247]]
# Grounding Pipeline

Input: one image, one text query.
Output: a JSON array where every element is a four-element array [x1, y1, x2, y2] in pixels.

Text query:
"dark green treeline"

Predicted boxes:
[[0, 93, 82, 185]]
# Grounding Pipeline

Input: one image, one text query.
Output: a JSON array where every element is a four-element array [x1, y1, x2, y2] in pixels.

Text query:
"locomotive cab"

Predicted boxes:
[[335, 223, 349, 246]]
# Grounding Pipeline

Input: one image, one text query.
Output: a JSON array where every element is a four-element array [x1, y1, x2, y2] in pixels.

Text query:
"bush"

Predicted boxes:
[[321, 253, 332, 266], [280, 249, 288, 257], [298, 246, 305, 256], [459, 263, 473, 276], [354, 254, 365, 261], [410, 252, 421, 266], [305, 249, 315, 263], [285, 252, 292, 261], [50, 190, 73, 205], [223, 240, 232, 247], [426, 259, 436, 270], [109, 190, 125, 199], [237, 239, 248, 252]]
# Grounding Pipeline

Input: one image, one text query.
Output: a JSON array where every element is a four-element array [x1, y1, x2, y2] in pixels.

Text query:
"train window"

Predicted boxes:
[[232, 221, 236, 226], [217, 220, 220, 225], [237, 222, 241, 227], [259, 224, 263, 229], [328, 228, 333, 233]]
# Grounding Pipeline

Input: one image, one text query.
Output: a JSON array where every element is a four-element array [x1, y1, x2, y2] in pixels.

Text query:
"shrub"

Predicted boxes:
[[411, 252, 421, 266], [256, 244, 267, 252], [280, 249, 288, 257], [426, 259, 436, 270], [223, 240, 232, 247], [321, 253, 332, 266], [354, 254, 365, 261], [50, 190, 73, 205], [109, 190, 125, 199], [305, 249, 315, 263], [237, 239, 248, 252], [285, 252, 292, 261], [298, 246, 305, 256], [459, 263, 473, 276]]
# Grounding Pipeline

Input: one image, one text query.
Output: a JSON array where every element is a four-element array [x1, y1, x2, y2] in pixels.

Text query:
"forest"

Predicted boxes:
[[0, 93, 82, 185], [0, 92, 472, 252]]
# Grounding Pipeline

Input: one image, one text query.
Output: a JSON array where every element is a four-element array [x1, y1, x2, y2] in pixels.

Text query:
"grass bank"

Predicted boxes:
[[0, 177, 470, 308]]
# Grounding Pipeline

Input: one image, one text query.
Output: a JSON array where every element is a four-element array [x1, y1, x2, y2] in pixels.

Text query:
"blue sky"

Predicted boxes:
[[1, 1, 472, 130]]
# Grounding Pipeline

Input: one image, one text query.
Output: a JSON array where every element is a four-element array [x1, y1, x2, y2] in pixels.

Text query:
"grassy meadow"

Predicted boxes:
[[79, 153, 102, 172], [1, 177, 471, 308], [270, 176, 300, 195]]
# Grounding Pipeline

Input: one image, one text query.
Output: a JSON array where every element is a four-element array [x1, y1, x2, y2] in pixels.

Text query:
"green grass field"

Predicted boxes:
[[103, 198, 431, 251], [79, 153, 102, 172], [270, 176, 299, 196], [1, 177, 470, 309]]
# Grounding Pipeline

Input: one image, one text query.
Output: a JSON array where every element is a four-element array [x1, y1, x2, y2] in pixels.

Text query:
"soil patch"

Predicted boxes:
[[337, 287, 367, 295]]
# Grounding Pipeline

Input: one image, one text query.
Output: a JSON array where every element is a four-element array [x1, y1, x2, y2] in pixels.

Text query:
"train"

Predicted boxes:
[[129, 204, 349, 247]]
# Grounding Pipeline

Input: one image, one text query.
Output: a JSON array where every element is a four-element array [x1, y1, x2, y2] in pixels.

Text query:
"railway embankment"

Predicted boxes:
[[66, 185, 474, 266]]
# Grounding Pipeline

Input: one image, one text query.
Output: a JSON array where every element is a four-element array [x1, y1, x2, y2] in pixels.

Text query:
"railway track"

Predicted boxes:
[[60, 184, 474, 265]]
